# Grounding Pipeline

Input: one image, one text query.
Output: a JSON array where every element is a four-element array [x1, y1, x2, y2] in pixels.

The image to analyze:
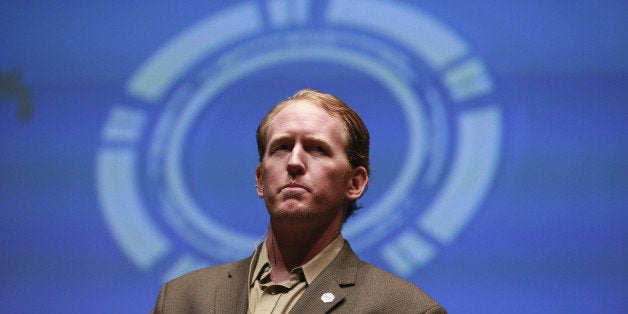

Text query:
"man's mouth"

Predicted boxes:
[[281, 182, 308, 192]]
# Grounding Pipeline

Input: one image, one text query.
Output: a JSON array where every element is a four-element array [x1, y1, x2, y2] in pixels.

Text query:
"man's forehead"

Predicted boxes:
[[265, 101, 347, 144], [269, 101, 337, 128]]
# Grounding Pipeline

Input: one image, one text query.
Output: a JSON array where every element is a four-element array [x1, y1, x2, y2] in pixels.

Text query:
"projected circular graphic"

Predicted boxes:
[[96, 0, 501, 281]]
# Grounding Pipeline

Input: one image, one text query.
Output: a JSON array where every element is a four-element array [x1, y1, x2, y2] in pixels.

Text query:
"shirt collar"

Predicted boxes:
[[300, 234, 344, 284], [250, 234, 345, 286]]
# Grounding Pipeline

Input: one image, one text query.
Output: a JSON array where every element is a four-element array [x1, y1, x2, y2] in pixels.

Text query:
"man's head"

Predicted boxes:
[[255, 88, 370, 222]]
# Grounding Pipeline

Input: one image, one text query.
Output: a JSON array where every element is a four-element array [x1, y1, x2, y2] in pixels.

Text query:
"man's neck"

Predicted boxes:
[[266, 218, 342, 283]]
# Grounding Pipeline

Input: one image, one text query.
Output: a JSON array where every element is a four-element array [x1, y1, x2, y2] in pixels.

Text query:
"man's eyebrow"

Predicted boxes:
[[267, 134, 333, 146], [267, 133, 292, 144], [303, 135, 332, 146]]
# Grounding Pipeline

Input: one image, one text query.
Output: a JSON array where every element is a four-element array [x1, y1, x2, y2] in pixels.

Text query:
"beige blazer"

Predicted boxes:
[[151, 241, 446, 313]]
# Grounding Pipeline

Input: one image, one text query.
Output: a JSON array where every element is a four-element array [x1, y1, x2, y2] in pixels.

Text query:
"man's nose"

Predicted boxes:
[[287, 146, 305, 176]]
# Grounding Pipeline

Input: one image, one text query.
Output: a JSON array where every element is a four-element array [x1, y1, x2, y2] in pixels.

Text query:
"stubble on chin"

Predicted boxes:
[[266, 197, 315, 222]]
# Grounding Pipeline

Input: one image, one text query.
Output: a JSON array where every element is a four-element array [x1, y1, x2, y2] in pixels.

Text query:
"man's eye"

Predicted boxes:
[[272, 144, 289, 153], [314, 146, 327, 154]]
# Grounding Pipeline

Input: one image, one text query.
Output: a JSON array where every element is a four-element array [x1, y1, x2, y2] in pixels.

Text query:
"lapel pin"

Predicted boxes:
[[321, 292, 335, 303]]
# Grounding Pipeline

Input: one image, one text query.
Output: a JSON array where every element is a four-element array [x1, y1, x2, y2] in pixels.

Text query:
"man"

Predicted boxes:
[[151, 89, 446, 313]]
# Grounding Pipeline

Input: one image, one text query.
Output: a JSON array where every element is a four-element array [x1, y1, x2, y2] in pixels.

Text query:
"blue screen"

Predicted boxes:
[[1, 1, 626, 313]]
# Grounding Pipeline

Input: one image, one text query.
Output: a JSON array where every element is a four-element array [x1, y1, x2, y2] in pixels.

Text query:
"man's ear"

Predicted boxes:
[[255, 165, 264, 198], [346, 166, 368, 201]]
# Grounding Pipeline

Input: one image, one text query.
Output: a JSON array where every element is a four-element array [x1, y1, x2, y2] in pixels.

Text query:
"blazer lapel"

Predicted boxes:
[[290, 241, 359, 313], [215, 245, 263, 313], [214, 256, 254, 314], [291, 275, 346, 313]]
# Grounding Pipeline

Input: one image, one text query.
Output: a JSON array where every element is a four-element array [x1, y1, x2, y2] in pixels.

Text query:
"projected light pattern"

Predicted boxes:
[[96, 0, 501, 280], [97, 1, 500, 276]]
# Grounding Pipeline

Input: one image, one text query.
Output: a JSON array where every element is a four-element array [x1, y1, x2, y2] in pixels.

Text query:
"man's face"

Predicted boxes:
[[256, 100, 362, 225]]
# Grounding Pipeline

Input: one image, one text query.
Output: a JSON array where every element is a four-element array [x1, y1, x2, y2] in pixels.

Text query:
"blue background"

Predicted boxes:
[[1, 1, 627, 313]]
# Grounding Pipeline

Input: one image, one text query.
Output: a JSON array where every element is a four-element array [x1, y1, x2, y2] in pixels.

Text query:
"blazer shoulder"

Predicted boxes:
[[152, 258, 252, 313], [165, 258, 250, 290]]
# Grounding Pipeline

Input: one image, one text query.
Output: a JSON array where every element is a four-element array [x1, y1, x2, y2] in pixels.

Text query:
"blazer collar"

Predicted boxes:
[[214, 250, 258, 314], [218, 240, 360, 313], [289, 240, 359, 313]]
